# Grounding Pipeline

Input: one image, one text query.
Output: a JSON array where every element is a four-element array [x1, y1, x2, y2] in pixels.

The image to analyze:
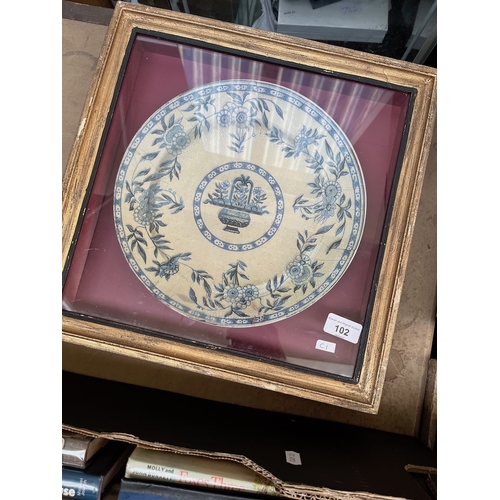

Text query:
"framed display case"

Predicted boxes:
[[62, 2, 436, 413]]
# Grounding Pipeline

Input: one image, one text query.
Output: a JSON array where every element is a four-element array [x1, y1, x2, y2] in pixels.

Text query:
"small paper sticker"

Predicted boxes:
[[315, 339, 336, 353], [323, 313, 363, 344], [285, 451, 302, 465]]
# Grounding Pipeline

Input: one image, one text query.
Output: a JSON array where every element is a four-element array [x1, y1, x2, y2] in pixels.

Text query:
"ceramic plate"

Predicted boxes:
[[114, 80, 366, 327]]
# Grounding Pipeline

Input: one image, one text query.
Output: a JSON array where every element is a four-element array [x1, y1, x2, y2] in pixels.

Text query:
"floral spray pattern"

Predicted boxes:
[[268, 125, 354, 254]]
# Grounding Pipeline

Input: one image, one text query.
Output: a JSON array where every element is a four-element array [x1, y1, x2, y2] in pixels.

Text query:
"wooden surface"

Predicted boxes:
[[62, 5, 436, 435]]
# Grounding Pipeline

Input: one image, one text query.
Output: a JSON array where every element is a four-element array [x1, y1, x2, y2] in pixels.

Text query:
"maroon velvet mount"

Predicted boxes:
[[63, 34, 410, 379]]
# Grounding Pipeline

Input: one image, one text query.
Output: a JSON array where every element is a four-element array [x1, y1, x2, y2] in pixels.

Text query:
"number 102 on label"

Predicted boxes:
[[323, 313, 362, 344]]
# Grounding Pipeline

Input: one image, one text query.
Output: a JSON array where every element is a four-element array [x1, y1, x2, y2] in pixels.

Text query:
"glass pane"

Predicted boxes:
[[63, 33, 411, 379]]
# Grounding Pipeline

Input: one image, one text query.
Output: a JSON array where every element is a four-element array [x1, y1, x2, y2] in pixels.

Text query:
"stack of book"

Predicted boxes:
[[117, 447, 278, 499], [62, 430, 135, 499], [277, 0, 389, 43]]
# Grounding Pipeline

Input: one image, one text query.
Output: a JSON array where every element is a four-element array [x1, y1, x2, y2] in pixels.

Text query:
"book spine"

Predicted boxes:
[[62, 432, 108, 469], [125, 458, 275, 496], [62, 434, 91, 469], [62, 467, 102, 500], [118, 479, 270, 500]]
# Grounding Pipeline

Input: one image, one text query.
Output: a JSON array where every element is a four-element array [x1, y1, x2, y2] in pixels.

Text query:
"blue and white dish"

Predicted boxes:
[[114, 80, 366, 328]]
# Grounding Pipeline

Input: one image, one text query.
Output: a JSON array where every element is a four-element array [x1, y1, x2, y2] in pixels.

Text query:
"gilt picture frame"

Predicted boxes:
[[62, 2, 436, 413]]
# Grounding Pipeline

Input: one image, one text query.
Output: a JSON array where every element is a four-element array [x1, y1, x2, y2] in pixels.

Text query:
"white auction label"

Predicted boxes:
[[315, 339, 336, 353], [323, 313, 363, 344], [285, 451, 302, 465]]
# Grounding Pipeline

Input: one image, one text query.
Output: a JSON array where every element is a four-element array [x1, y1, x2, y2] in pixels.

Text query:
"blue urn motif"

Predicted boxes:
[[205, 174, 268, 234]]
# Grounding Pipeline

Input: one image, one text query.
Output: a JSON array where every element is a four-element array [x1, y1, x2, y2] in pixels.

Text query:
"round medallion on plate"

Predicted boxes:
[[114, 80, 366, 327]]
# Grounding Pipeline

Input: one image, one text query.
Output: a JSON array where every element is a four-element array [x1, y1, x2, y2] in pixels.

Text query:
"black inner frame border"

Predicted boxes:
[[63, 26, 418, 387]]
